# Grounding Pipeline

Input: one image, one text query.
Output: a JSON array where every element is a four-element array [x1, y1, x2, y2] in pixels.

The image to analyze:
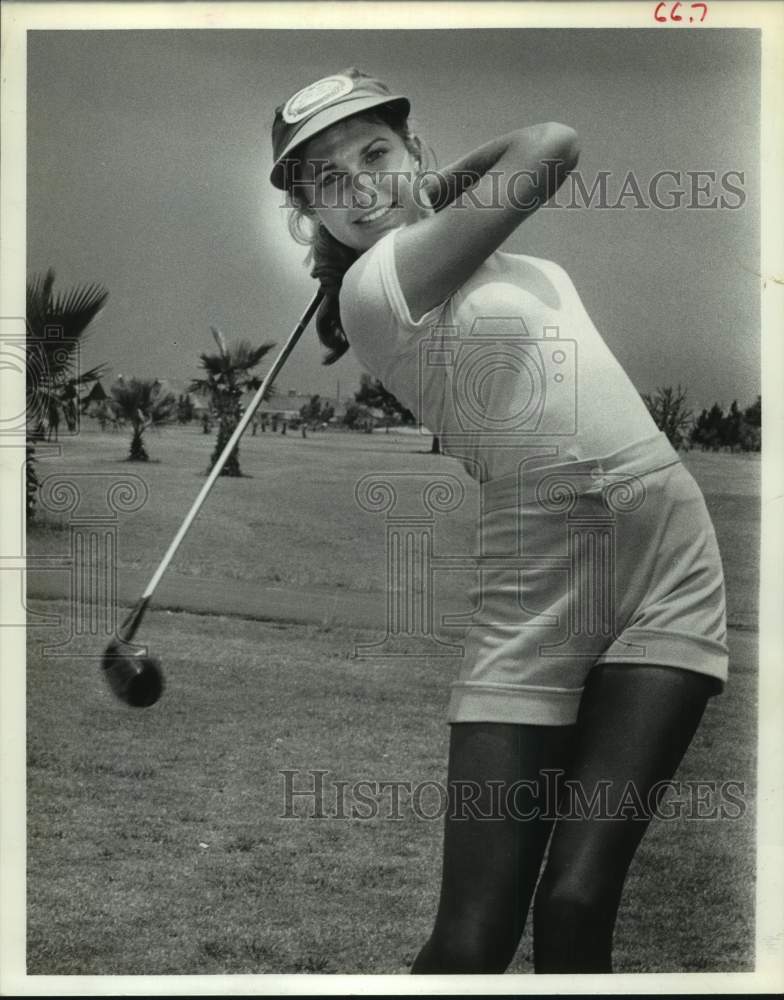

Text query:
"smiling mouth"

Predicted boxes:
[[354, 202, 397, 225]]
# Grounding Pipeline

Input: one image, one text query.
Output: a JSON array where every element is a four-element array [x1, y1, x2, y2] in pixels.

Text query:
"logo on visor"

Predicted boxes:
[[282, 75, 355, 124]]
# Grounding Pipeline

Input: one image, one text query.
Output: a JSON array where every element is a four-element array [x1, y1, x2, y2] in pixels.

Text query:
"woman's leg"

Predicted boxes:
[[412, 721, 575, 974], [533, 662, 716, 973]]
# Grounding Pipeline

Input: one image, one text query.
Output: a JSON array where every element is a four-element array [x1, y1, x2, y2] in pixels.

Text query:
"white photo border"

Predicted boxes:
[[2, 2, 782, 995]]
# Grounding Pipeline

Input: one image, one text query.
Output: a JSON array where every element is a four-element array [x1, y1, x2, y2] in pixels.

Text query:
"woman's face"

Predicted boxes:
[[295, 116, 429, 251]]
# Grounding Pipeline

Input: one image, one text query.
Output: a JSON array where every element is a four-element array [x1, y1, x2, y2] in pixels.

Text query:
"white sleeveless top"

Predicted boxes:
[[340, 226, 659, 483]]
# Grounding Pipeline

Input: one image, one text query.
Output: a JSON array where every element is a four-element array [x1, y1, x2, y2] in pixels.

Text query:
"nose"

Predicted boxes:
[[350, 170, 381, 211]]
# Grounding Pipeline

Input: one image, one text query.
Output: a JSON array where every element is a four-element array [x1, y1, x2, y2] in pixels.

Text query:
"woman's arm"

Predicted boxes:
[[421, 131, 536, 212], [398, 123, 580, 321]]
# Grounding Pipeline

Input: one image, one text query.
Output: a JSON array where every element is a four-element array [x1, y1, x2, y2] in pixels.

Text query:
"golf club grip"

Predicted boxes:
[[138, 287, 325, 603]]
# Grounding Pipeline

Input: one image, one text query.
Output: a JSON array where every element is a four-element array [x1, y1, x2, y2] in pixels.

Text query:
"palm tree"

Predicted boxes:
[[26, 268, 109, 518], [109, 376, 177, 461], [189, 328, 276, 477], [26, 269, 109, 436]]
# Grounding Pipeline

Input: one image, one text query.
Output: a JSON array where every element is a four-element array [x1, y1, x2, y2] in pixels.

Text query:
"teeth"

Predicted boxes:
[[357, 204, 393, 224]]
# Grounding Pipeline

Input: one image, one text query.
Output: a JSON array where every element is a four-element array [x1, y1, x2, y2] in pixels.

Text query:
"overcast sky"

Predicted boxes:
[[27, 28, 759, 412]]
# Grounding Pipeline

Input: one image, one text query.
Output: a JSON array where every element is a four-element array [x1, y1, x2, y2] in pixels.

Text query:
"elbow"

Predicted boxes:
[[504, 123, 581, 209]]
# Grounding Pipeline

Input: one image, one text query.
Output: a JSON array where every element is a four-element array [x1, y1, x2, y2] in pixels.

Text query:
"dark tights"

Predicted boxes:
[[411, 663, 715, 974]]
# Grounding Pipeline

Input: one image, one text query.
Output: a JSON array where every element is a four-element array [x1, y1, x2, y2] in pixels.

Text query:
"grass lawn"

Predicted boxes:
[[27, 424, 471, 595], [27, 423, 759, 623], [25, 423, 760, 974], [26, 604, 757, 975]]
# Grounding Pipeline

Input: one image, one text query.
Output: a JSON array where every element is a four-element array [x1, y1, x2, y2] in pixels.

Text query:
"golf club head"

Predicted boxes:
[[102, 638, 164, 708]]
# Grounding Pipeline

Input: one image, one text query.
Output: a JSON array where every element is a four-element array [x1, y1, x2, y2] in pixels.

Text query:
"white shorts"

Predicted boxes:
[[447, 433, 729, 726]]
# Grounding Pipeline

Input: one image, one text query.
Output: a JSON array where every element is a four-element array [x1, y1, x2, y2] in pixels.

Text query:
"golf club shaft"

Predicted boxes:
[[128, 288, 325, 627]]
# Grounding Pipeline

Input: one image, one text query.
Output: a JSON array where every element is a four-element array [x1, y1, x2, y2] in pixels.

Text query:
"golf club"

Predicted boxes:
[[102, 287, 325, 707]]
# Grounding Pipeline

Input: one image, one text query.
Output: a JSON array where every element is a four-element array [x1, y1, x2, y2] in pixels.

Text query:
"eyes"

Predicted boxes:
[[316, 145, 390, 191], [365, 147, 386, 165]]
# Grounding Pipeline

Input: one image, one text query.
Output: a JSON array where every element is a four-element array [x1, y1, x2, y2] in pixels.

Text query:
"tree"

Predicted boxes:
[[691, 403, 725, 451], [299, 394, 335, 428], [723, 400, 743, 452], [743, 395, 761, 428], [189, 328, 276, 477], [641, 384, 693, 449], [26, 269, 109, 435], [342, 401, 373, 430], [177, 393, 195, 424], [109, 377, 177, 461], [740, 395, 762, 451], [26, 443, 39, 521], [690, 397, 762, 452], [738, 420, 761, 452], [26, 268, 109, 518], [354, 373, 416, 432], [300, 393, 324, 425]]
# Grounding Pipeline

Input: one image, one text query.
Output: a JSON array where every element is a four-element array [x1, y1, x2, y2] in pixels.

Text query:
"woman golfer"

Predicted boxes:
[[269, 68, 729, 974]]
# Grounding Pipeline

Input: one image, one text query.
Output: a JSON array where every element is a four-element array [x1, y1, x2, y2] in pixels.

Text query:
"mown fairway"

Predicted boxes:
[[26, 424, 759, 973]]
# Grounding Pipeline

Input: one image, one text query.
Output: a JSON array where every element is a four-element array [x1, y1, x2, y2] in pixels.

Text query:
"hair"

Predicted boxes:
[[283, 105, 432, 365]]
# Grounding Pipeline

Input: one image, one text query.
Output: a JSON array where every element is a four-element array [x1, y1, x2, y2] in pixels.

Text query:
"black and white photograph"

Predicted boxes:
[[1, 1, 782, 994]]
